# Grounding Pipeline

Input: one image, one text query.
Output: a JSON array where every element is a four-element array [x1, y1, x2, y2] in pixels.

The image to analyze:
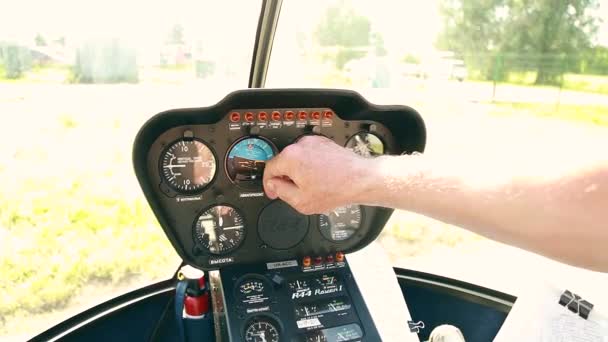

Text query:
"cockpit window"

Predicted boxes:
[[268, 0, 608, 298], [0, 0, 261, 338]]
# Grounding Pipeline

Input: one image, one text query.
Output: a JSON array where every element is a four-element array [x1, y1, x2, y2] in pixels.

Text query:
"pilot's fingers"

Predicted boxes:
[[265, 177, 300, 204], [263, 144, 300, 185]]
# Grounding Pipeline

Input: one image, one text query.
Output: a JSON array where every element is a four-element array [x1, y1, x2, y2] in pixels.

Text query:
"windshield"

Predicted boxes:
[[3, 0, 608, 339], [268, 0, 608, 301], [0, 0, 261, 339]]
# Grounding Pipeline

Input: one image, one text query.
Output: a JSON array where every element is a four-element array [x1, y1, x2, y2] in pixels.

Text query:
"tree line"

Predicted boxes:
[[437, 0, 608, 84]]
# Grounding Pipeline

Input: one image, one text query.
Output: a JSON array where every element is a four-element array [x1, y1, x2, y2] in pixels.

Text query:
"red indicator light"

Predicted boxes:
[[230, 112, 241, 122], [314, 256, 323, 265], [298, 111, 308, 120], [258, 111, 268, 121], [285, 111, 295, 120], [244, 112, 255, 122], [323, 110, 333, 119], [326, 255, 334, 263], [302, 256, 312, 267], [272, 111, 282, 121], [335, 252, 345, 263], [311, 111, 321, 120]]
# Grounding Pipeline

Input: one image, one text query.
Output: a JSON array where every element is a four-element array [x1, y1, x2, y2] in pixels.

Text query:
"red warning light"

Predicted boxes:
[[311, 111, 321, 120], [298, 111, 308, 120], [258, 111, 268, 121], [272, 111, 282, 121], [285, 111, 295, 120], [230, 112, 241, 122], [244, 112, 255, 122], [323, 110, 334, 119]]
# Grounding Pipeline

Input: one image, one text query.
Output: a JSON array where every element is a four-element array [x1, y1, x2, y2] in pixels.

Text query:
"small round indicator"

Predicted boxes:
[[311, 111, 321, 120], [271, 111, 282, 121], [235, 276, 273, 307], [323, 110, 333, 119], [244, 317, 280, 342], [226, 137, 277, 189], [284, 111, 295, 120], [238, 279, 265, 295], [319, 205, 362, 242], [258, 111, 268, 121], [245, 112, 255, 122], [298, 111, 308, 120], [194, 205, 245, 255], [345, 132, 385, 157], [160, 139, 217, 193], [230, 112, 241, 122]]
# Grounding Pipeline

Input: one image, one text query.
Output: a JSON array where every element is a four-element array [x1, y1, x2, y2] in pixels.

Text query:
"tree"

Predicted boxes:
[[34, 33, 47, 47], [167, 24, 185, 45], [1, 44, 31, 79], [438, 0, 600, 84], [315, 3, 372, 69], [72, 39, 138, 84]]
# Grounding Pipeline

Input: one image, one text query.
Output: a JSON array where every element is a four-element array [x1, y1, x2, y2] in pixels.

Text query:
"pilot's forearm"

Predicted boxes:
[[358, 155, 608, 272]]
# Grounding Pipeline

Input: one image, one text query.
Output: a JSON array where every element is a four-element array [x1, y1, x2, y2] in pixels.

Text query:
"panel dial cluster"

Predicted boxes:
[[146, 107, 399, 269]]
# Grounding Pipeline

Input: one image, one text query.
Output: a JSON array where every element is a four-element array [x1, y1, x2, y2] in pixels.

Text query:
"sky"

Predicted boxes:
[[0, 0, 607, 52]]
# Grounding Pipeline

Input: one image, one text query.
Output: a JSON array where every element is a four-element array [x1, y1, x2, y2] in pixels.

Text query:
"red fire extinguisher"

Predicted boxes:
[[175, 266, 214, 342]]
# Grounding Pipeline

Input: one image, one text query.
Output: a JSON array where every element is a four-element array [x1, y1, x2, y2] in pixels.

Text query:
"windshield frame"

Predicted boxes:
[[248, 0, 283, 88]]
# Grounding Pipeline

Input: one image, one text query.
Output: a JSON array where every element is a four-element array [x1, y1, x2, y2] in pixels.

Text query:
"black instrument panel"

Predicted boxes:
[[220, 258, 381, 342], [133, 89, 425, 270]]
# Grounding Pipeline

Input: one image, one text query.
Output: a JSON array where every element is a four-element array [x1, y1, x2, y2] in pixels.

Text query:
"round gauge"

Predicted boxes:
[[238, 279, 265, 295], [225, 137, 277, 189], [194, 205, 245, 255], [160, 139, 217, 193], [235, 276, 272, 307], [319, 205, 362, 242], [345, 132, 384, 157], [244, 317, 280, 342]]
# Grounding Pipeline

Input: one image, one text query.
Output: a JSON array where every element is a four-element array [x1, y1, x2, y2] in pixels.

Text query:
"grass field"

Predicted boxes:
[[490, 102, 608, 126]]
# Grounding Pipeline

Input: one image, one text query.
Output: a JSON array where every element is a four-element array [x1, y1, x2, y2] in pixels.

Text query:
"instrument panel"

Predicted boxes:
[[219, 257, 381, 342], [133, 89, 426, 270]]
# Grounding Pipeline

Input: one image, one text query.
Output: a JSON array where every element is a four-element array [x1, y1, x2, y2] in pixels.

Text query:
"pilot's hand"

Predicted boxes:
[[263, 135, 371, 214]]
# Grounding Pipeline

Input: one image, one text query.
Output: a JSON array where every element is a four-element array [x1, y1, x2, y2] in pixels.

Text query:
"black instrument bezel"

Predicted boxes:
[[133, 89, 426, 270]]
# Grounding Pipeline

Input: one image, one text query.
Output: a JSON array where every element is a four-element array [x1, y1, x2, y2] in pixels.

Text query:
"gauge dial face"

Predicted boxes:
[[295, 297, 351, 318], [304, 324, 363, 342], [319, 205, 362, 242], [244, 317, 280, 342], [226, 137, 277, 188], [194, 205, 245, 255], [236, 276, 272, 306], [239, 279, 265, 295], [160, 139, 216, 193], [345, 132, 384, 157]]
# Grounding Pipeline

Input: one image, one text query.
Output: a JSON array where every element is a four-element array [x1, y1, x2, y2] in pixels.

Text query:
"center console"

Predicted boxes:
[[216, 255, 379, 342]]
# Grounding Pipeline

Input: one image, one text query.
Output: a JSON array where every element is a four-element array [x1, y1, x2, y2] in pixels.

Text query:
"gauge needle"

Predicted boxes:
[[222, 225, 244, 230], [163, 164, 186, 168], [333, 210, 340, 217], [218, 215, 223, 227]]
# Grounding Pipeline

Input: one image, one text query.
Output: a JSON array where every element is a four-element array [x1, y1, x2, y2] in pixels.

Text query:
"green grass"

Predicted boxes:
[[489, 102, 608, 127], [468, 70, 608, 95], [0, 177, 178, 330], [562, 73, 608, 95]]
